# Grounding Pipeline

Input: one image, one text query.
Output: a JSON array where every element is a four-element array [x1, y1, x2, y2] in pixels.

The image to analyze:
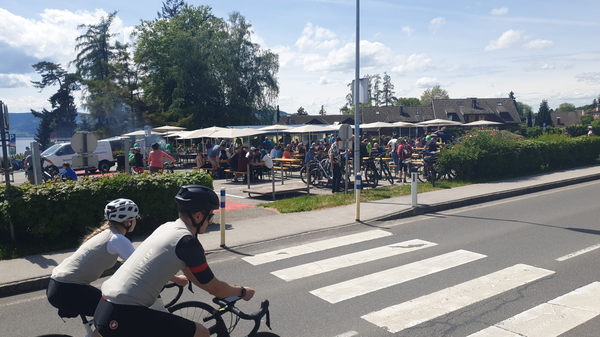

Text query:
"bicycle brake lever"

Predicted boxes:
[[188, 282, 194, 293], [265, 309, 272, 329]]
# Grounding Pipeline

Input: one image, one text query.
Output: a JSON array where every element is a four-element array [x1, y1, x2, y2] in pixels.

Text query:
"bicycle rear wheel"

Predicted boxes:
[[364, 166, 379, 188], [381, 164, 394, 184], [169, 301, 215, 324]]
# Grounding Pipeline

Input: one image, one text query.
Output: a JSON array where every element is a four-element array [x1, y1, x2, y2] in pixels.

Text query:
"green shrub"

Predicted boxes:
[[438, 130, 600, 180], [0, 171, 213, 251]]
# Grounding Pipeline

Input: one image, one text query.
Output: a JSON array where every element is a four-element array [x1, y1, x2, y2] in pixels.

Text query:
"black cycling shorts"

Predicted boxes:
[[46, 278, 101, 317], [95, 298, 197, 337]]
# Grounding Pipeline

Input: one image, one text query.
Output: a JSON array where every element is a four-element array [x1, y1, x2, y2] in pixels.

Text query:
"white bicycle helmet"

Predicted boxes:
[[104, 198, 139, 222]]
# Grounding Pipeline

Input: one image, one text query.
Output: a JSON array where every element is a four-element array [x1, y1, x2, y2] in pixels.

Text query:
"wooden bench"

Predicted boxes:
[[223, 169, 248, 182], [194, 166, 218, 177]]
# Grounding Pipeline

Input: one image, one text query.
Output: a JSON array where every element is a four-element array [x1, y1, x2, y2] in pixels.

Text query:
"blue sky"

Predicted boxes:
[[1, 0, 599, 117]]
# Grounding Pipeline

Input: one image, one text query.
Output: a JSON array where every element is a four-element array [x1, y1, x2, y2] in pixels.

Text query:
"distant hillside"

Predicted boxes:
[[7, 113, 87, 137], [9, 113, 39, 137]]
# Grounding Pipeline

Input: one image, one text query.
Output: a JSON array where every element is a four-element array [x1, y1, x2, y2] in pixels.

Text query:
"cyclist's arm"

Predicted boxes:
[[176, 235, 255, 301], [162, 151, 176, 163], [107, 234, 135, 260]]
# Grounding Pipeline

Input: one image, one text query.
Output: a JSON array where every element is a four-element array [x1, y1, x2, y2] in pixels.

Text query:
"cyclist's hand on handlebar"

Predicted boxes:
[[171, 274, 189, 287], [242, 286, 255, 301]]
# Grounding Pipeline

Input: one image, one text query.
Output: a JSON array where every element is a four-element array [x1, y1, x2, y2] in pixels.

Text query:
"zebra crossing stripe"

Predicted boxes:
[[467, 282, 600, 337], [242, 229, 393, 265], [272, 239, 437, 282], [311, 249, 486, 304], [361, 264, 554, 333]]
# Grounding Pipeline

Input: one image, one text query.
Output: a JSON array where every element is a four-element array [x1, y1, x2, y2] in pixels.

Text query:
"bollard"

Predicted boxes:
[[220, 188, 226, 247], [355, 174, 361, 221]]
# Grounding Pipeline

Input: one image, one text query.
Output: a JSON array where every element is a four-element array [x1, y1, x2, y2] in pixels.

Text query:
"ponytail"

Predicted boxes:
[[81, 220, 122, 243]]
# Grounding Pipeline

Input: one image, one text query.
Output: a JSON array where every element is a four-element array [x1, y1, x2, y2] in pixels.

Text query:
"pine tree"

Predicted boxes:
[[535, 99, 553, 127], [319, 105, 326, 115], [157, 0, 185, 20]]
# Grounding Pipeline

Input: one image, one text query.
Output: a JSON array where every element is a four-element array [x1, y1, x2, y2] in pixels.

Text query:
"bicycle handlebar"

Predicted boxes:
[[208, 296, 272, 334]]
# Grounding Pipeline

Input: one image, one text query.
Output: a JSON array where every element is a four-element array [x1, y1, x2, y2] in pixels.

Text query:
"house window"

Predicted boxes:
[[497, 102, 503, 106], [457, 102, 463, 106]]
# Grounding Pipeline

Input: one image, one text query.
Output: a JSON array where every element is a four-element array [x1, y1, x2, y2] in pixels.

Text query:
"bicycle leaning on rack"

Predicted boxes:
[[39, 283, 277, 337]]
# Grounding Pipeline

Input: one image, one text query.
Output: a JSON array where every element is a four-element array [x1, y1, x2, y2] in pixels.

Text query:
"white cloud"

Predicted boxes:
[[295, 22, 339, 52], [301, 40, 394, 72], [522, 39, 554, 49], [415, 77, 439, 88], [0, 8, 132, 68], [402, 26, 416, 36], [575, 72, 600, 84], [524, 62, 556, 71], [0, 74, 30, 88], [392, 53, 433, 74], [319, 76, 333, 85], [485, 29, 523, 51], [429, 17, 446, 33], [491, 7, 509, 16]]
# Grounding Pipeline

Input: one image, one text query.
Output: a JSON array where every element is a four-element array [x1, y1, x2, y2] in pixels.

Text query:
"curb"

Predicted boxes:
[[3, 172, 600, 298], [372, 172, 600, 222]]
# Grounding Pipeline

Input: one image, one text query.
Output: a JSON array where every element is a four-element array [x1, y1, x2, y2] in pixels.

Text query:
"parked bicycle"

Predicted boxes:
[[362, 154, 395, 188]]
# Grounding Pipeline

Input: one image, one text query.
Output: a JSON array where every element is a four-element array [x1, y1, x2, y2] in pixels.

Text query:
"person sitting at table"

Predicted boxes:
[[234, 147, 249, 182], [370, 142, 382, 156], [229, 147, 239, 176], [305, 143, 316, 163], [274, 145, 283, 159], [296, 142, 306, 162], [248, 147, 262, 163], [282, 145, 292, 159], [226, 145, 235, 159], [262, 151, 273, 175], [195, 150, 206, 168]]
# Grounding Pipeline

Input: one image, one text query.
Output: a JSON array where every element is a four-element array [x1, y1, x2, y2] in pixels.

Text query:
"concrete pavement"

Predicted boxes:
[[2, 165, 600, 297]]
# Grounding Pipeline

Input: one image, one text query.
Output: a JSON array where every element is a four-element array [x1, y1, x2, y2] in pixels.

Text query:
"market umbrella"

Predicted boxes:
[[257, 125, 291, 144], [179, 128, 219, 139], [463, 120, 503, 126], [416, 119, 463, 127], [359, 121, 394, 129], [287, 124, 330, 133], [207, 128, 267, 139], [152, 125, 187, 132], [121, 130, 165, 136]]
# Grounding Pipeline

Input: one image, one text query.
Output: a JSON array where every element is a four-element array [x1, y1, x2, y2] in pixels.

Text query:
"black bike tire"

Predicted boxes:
[[253, 332, 281, 337], [37, 335, 73, 337], [169, 301, 217, 324], [428, 169, 436, 187], [364, 166, 379, 188], [382, 163, 394, 184]]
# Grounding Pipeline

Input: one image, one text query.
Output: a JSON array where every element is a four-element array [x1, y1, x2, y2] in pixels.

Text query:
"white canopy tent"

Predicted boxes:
[[463, 120, 503, 126], [152, 125, 187, 133], [121, 130, 165, 137]]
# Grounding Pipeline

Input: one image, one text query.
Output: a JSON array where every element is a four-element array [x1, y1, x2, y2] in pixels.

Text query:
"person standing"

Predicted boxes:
[[328, 137, 346, 193], [387, 134, 400, 178], [587, 126, 594, 136]]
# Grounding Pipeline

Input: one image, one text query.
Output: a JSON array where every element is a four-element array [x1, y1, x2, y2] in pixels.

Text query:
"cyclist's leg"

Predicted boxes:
[[46, 279, 101, 317], [95, 298, 200, 337]]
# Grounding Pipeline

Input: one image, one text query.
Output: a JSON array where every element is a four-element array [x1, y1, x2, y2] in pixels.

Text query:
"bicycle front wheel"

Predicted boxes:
[[169, 301, 215, 324], [364, 166, 379, 188]]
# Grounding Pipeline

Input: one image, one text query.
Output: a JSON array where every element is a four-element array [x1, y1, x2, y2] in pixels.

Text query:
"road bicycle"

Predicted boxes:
[[40, 283, 277, 337]]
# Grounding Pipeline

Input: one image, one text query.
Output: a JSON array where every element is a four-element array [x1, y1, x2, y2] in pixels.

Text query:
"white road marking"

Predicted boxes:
[[271, 239, 437, 282], [333, 331, 359, 337], [242, 229, 392, 265], [468, 282, 600, 337], [1, 295, 46, 307], [556, 243, 600, 261], [361, 264, 554, 333], [311, 250, 486, 304]]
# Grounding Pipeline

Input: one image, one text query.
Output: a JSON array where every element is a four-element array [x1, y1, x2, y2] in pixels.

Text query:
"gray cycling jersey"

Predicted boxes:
[[51, 228, 119, 285], [101, 219, 190, 307]]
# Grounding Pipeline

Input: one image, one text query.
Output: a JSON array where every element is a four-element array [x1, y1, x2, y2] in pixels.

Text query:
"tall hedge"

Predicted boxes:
[[0, 171, 213, 246], [437, 130, 600, 180]]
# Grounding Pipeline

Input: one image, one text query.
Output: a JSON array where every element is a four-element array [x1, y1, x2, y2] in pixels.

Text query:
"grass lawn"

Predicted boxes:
[[258, 180, 471, 213]]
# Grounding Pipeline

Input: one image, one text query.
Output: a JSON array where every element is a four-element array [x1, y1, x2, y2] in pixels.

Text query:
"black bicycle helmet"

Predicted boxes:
[[151, 142, 160, 150], [175, 185, 219, 212]]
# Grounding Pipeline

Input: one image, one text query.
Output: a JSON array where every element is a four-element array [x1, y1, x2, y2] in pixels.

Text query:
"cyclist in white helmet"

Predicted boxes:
[[47, 199, 186, 336]]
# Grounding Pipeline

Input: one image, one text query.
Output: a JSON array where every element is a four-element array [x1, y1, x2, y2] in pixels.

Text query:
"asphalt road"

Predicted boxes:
[[2, 181, 600, 336]]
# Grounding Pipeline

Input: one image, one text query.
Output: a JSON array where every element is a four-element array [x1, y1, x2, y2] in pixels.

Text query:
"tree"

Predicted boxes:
[[396, 97, 421, 106], [30, 61, 80, 143], [535, 99, 553, 127], [134, 7, 279, 129], [318, 105, 326, 116], [157, 0, 185, 20], [297, 106, 307, 115], [74, 11, 134, 136], [515, 102, 532, 123], [370, 74, 382, 106], [420, 85, 449, 105], [381, 72, 396, 106], [554, 102, 576, 113]]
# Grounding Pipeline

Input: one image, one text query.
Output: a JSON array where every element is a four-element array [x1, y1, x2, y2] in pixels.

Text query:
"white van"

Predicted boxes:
[[41, 140, 115, 172]]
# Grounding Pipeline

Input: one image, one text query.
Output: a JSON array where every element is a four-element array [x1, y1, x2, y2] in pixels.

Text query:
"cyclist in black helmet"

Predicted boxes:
[[95, 185, 255, 337]]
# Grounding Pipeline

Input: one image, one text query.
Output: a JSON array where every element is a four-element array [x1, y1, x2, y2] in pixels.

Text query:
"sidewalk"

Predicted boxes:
[[2, 165, 600, 297]]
